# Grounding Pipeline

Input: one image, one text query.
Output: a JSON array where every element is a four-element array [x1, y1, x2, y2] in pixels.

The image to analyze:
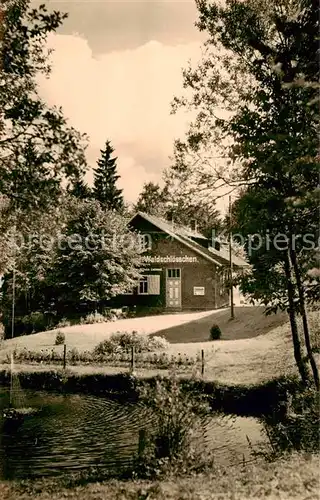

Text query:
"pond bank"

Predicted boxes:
[[0, 366, 301, 417], [0, 453, 318, 500]]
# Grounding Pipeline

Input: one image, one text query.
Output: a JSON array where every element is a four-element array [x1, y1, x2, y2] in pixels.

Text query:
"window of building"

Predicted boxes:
[[138, 276, 148, 294], [167, 268, 181, 278], [138, 234, 152, 253], [138, 275, 160, 295]]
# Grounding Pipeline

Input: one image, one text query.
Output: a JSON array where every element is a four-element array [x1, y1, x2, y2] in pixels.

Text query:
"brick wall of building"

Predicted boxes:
[[110, 224, 229, 311]]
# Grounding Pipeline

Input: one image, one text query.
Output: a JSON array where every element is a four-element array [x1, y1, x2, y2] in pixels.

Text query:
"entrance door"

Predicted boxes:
[[166, 268, 181, 308]]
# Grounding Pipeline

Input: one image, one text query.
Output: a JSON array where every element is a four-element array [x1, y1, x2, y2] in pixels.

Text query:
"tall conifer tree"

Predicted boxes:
[[93, 141, 124, 212]]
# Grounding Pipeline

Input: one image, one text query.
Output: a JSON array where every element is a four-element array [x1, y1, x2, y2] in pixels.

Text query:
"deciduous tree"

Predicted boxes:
[[171, 0, 319, 387], [0, 0, 88, 214]]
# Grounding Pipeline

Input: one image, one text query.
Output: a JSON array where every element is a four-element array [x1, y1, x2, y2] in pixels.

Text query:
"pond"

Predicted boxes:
[[0, 389, 264, 480]]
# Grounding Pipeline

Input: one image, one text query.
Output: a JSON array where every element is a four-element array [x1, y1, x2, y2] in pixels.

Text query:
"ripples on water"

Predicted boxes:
[[0, 390, 263, 479]]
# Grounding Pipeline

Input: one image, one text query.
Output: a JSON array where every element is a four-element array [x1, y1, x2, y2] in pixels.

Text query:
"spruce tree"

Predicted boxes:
[[68, 175, 91, 200], [93, 141, 124, 212]]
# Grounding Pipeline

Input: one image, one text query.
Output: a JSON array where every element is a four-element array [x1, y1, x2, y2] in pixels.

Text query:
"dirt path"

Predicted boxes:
[[0, 309, 218, 357]]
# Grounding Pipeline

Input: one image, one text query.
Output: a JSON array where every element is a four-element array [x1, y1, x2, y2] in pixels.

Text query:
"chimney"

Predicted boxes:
[[167, 214, 174, 231], [190, 219, 197, 233], [211, 229, 221, 251]]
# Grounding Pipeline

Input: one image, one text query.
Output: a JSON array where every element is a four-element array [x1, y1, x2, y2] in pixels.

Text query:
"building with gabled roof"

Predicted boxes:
[[112, 211, 249, 311]]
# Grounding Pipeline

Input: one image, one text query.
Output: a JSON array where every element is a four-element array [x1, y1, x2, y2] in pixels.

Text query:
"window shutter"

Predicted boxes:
[[147, 274, 160, 295]]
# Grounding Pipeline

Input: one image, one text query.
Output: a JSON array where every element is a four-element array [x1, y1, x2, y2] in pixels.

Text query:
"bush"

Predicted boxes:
[[22, 311, 47, 334], [147, 336, 170, 351], [93, 331, 169, 357], [133, 374, 211, 478], [80, 312, 107, 325], [105, 308, 125, 320], [209, 323, 221, 340], [56, 318, 71, 329], [68, 347, 80, 364], [258, 386, 320, 459], [55, 330, 65, 345]]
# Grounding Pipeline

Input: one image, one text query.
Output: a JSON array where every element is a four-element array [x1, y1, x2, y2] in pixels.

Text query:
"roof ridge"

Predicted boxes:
[[130, 211, 248, 268], [137, 211, 207, 239]]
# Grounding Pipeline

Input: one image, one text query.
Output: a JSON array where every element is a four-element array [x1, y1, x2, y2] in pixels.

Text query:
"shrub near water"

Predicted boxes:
[[258, 385, 320, 459], [133, 375, 211, 478]]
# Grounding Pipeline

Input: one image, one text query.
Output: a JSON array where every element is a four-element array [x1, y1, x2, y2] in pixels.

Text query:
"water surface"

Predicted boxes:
[[0, 389, 263, 479]]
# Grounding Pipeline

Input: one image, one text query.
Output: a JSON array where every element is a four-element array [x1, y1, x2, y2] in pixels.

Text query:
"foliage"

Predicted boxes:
[[56, 318, 71, 329], [93, 332, 169, 356], [80, 312, 109, 325], [209, 323, 221, 340], [79, 308, 127, 324], [55, 330, 65, 346], [134, 179, 221, 238], [0, 0, 88, 214], [0, 453, 319, 499], [68, 347, 80, 364], [92, 140, 124, 212], [308, 311, 320, 351], [133, 374, 211, 478], [1, 196, 142, 336], [18, 311, 47, 334], [258, 386, 320, 458], [46, 198, 141, 318], [67, 175, 91, 201], [10, 347, 200, 371], [134, 182, 169, 217], [0, 198, 71, 337], [171, 0, 319, 387]]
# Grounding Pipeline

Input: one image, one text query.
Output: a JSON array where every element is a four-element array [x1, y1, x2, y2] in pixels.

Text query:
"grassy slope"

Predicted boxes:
[[0, 310, 215, 358], [0, 308, 318, 386], [0, 321, 298, 385], [151, 306, 288, 343], [0, 454, 318, 500]]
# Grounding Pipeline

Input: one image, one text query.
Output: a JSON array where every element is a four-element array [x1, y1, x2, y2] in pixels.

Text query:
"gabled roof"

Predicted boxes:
[[208, 244, 249, 268], [132, 211, 207, 240], [129, 211, 249, 269]]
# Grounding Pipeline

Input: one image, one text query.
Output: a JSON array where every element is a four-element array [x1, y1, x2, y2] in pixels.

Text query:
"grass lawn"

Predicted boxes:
[[0, 453, 318, 499], [150, 306, 288, 343], [0, 320, 301, 385], [0, 309, 215, 359], [0, 308, 318, 386]]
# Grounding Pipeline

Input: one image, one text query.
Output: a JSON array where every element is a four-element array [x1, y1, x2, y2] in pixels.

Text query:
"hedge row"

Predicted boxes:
[[0, 369, 302, 417]]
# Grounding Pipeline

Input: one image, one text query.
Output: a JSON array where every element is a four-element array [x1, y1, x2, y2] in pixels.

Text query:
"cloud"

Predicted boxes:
[[38, 34, 201, 203]]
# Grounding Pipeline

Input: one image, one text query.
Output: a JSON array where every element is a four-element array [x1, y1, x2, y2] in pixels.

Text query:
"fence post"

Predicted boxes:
[[63, 343, 67, 370], [201, 349, 204, 377], [131, 345, 135, 372]]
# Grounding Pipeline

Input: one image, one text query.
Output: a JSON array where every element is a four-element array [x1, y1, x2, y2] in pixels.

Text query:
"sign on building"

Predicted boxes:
[[193, 286, 205, 296], [141, 255, 198, 264]]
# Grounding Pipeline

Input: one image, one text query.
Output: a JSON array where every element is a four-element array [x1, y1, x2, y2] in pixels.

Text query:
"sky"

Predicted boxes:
[[34, 0, 206, 205]]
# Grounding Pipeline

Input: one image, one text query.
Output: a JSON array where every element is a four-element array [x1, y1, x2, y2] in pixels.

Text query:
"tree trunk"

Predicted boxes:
[[289, 248, 319, 390], [283, 255, 309, 385]]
